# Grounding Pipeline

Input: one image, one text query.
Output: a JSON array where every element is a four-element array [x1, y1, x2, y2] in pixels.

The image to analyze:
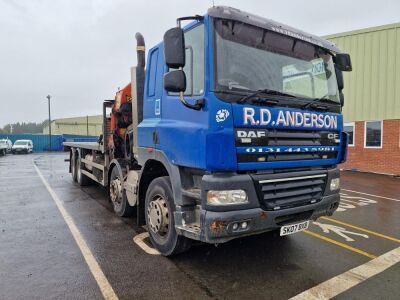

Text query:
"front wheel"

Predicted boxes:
[[145, 176, 191, 256]]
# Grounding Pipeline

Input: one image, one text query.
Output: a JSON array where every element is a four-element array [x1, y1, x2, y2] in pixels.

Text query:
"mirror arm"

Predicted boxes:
[[177, 15, 204, 27], [339, 91, 344, 108], [179, 91, 204, 110]]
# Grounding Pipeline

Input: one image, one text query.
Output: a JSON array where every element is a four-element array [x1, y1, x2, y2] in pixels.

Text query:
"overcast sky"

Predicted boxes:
[[0, 0, 399, 126]]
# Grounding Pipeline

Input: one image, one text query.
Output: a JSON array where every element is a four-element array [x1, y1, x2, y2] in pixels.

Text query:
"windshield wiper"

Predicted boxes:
[[214, 90, 248, 96], [302, 97, 339, 109], [238, 89, 296, 104]]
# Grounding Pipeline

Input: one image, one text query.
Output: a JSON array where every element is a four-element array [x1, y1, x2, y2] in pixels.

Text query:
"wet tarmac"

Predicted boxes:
[[0, 153, 399, 299]]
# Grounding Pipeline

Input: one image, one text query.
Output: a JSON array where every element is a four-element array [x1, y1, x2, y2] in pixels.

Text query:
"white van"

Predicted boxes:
[[12, 140, 33, 154]]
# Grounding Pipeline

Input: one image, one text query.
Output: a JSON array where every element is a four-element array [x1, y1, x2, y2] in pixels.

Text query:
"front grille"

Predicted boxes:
[[236, 128, 339, 163], [236, 128, 339, 146], [253, 173, 327, 210]]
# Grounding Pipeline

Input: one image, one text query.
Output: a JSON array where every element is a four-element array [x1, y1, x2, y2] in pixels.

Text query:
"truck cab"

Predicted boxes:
[[65, 6, 352, 256], [136, 6, 351, 252]]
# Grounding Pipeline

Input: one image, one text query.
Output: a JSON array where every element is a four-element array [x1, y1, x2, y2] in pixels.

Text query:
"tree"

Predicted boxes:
[[0, 121, 46, 134]]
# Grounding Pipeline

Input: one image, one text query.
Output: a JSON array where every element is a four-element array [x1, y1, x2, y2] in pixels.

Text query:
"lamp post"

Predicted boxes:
[[46, 95, 51, 151]]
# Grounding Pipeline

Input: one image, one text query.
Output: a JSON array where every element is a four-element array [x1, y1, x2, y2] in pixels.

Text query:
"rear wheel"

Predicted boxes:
[[76, 155, 91, 186], [71, 152, 77, 182], [145, 176, 191, 256], [109, 166, 134, 217]]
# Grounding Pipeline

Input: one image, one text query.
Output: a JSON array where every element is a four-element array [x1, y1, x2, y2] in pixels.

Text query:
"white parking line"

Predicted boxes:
[[290, 246, 400, 300], [341, 189, 400, 202], [34, 164, 118, 300], [133, 232, 160, 255]]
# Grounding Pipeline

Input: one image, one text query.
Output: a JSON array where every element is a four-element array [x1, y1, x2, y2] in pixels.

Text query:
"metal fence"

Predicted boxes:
[[0, 134, 98, 152]]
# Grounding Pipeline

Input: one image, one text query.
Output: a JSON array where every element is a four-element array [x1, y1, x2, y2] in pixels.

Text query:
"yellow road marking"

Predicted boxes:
[[303, 230, 377, 259], [34, 163, 118, 300], [321, 216, 400, 244]]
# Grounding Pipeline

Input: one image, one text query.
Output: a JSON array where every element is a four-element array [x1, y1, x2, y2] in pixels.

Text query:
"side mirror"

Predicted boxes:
[[335, 66, 344, 91], [164, 70, 186, 92], [163, 27, 185, 68], [335, 53, 352, 72]]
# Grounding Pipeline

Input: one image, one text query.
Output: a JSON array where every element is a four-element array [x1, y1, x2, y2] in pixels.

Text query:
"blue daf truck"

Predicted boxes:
[[64, 6, 352, 255]]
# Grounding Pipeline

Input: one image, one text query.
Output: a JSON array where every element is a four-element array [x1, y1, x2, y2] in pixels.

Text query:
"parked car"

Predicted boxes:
[[0, 139, 10, 156], [0, 139, 13, 153], [12, 140, 33, 154]]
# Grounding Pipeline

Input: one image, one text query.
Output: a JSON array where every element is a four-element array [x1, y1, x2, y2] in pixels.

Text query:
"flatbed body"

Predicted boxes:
[[63, 141, 103, 153]]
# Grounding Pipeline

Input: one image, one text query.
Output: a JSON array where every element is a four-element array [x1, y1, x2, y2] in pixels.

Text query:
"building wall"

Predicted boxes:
[[43, 115, 103, 136], [325, 23, 400, 175], [326, 23, 400, 122], [342, 120, 400, 175]]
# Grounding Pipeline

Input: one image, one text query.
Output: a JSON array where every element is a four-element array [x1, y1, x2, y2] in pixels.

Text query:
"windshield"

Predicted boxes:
[[0, 140, 6, 144], [214, 19, 339, 103], [14, 141, 28, 145]]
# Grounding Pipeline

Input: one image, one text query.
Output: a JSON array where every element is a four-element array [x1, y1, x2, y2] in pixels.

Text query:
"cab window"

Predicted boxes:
[[169, 23, 204, 96]]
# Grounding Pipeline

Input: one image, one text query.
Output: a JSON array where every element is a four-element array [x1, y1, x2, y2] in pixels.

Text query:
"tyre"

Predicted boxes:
[[71, 152, 77, 182], [145, 176, 191, 256], [109, 166, 134, 217], [76, 155, 91, 186]]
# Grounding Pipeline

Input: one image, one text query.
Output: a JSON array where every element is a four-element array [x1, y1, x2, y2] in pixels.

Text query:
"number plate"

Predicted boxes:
[[280, 221, 309, 236]]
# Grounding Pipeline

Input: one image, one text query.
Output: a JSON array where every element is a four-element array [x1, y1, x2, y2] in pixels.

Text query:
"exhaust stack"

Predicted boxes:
[[131, 33, 146, 157]]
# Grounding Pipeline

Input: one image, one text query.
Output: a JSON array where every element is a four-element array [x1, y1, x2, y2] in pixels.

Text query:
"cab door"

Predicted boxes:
[[157, 22, 208, 168]]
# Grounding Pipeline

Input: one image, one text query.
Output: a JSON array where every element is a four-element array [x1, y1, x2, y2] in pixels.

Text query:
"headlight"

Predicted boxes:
[[207, 190, 248, 205], [330, 178, 340, 191]]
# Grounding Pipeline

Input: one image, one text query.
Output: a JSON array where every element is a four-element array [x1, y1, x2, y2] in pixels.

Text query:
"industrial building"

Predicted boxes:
[[43, 115, 103, 136], [326, 22, 400, 175]]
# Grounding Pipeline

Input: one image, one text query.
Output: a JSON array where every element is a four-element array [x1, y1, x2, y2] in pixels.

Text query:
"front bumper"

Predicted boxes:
[[201, 193, 339, 243], [199, 168, 340, 243], [12, 148, 28, 153]]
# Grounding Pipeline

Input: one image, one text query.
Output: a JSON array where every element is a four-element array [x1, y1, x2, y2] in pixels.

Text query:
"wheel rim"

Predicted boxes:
[[147, 195, 169, 238], [110, 177, 123, 210]]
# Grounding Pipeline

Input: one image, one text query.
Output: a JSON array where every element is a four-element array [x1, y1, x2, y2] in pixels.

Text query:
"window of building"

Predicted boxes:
[[344, 122, 355, 146], [364, 121, 383, 148]]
